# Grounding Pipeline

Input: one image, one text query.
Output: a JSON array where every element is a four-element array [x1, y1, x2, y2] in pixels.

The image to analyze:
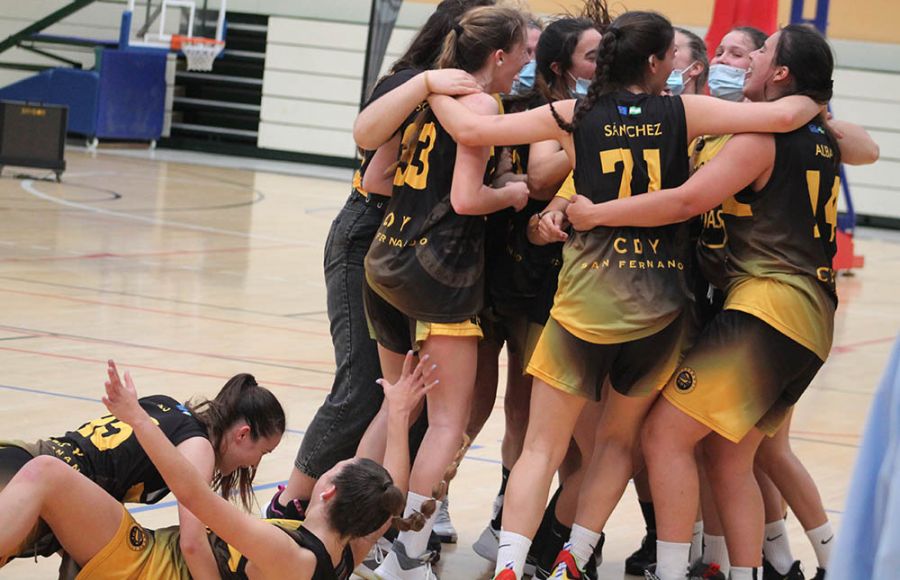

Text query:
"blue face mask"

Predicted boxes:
[[666, 61, 697, 96], [511, 60, 537, 95], [666, 69, 687, 96], [708, 64, 746, 101], [569, 73, 591, 98]]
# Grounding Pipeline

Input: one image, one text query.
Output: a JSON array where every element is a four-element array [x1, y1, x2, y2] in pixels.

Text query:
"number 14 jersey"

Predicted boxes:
[[553, 92, 691, 343]]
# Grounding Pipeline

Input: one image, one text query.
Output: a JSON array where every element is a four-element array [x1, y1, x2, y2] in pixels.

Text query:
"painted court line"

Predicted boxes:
[[0, 347, 330, 392], [21, 179, 314, 246], [0, 323, 336, 376], [0, 287, 329, 337]]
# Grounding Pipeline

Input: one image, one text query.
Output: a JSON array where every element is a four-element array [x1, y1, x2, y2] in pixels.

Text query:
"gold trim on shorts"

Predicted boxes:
[[415, 319, 483, 344]]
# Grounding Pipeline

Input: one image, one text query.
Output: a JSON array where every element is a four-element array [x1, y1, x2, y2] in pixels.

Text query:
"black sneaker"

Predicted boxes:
[[427, 530, 442, 562], [264, 485, 306, 520], [811, 568, 825, 580], [688, 560, 726, 579], [626, 532, 657, 575], [763, 559, 805, 580]]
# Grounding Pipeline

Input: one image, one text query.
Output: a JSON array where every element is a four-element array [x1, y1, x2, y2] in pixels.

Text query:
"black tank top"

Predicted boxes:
[[41, 395, 208, 503], [365, 102, 499, 322], [552, 92, 692, 343], [209, 520, 355, 580]]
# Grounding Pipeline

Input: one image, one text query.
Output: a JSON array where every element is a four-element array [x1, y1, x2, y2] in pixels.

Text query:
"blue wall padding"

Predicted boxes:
[[0, 49, 165, 140]]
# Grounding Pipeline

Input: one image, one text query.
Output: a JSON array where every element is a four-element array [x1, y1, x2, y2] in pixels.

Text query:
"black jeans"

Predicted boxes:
[[294, 192, 387, 478]]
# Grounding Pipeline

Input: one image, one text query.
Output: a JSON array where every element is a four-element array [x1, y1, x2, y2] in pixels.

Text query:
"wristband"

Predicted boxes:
[[423, 71, 432, 94]]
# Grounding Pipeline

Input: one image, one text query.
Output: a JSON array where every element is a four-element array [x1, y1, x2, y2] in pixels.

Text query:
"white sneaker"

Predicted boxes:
[[473, 492, 504, 562], [433, 497, 458, 544], [473, 524, 499, 563], [355, 536, 392, 579], [373, 540, 437, 580]]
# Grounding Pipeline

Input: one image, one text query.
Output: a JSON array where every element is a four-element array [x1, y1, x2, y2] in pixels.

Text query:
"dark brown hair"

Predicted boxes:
[[551, 11, 674, 132], [189, 374, 285, 511], [327, 458, 406, 538], [773, 24, 840, 167]]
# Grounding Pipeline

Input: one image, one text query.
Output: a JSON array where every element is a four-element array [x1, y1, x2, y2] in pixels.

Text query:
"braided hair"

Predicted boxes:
[[550, 11, 674, 133], [393, 435, 471, 532]]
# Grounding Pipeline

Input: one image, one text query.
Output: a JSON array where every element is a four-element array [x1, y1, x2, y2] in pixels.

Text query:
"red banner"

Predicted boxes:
[[704, 0, 778, 59]]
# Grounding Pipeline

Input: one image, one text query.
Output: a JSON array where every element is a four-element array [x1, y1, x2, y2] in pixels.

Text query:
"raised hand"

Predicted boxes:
[[378, 351, 437, 418], [102, 360, 147, 426]]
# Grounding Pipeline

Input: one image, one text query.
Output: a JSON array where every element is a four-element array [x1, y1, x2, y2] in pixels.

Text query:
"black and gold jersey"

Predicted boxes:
[[365, 100, 500, 322], [209, 519, 354, 580], [710, 121, 840, 360], [552, 92, 692, 343], [353, 68, 421, 199], [41, 395, 208, 504]]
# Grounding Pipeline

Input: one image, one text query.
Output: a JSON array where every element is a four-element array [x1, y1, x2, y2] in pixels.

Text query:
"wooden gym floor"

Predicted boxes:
[[0, 148, 897, 579]]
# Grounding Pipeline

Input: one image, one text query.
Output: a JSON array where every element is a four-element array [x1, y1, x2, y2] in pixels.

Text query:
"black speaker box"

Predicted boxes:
[[0, 100, 68, 181]]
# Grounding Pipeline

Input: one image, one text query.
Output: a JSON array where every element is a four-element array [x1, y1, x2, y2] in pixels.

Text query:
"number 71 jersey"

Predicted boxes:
[[551, 92, 691, 344]]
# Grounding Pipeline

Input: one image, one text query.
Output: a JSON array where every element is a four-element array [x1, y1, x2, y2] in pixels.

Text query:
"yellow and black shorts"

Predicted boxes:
[[526, 313, 686, 401], [77, 507, 189, 580], [662, 309, 823, 443], [363, 282, 482, 354]]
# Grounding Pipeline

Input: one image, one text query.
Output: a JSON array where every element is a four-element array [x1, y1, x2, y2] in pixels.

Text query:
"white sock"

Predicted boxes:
[[806, 521, 834, 569], [569, 524, 602, 570], [763, 519, 794, 574], [689, 520, 704, 564], [656, 540, 691, 580], [396, 492, 437, 558], [729, 565, 762, 579], [703, 533, 730, 576], [495, 530, 532, 578]]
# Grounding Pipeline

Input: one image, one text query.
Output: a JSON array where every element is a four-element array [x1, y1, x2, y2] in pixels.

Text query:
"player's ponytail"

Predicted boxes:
[[392, 435, 470, 532], [189, 373, 286, 510], [396, 6, 527, 180], [552, 11, 674, 133]]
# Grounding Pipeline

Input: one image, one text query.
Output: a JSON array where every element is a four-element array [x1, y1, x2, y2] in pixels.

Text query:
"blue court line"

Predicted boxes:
[[130, 480, 287, 514], [0, 383, 101, 403], [0, 381, 850, 517]]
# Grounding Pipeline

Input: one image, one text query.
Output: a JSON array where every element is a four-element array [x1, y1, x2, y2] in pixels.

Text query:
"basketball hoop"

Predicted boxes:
[[172, 35, 225, 71]]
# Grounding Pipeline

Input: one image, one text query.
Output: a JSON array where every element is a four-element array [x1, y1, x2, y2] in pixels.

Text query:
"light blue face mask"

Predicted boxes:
[[708, 64, 746, 101], [569, 73, 591, 98], [666, 61, 698, 96], [511, 60, 537, 95], [666, 69, 687, 96]]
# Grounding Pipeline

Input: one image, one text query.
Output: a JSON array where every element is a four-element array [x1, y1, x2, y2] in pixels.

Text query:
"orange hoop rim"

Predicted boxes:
[[171, 35, 225, 51]]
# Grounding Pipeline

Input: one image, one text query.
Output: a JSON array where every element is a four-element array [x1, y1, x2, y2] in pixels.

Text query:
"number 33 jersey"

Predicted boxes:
[[555, 92, 691, 344], [38, 395, 209, 503]]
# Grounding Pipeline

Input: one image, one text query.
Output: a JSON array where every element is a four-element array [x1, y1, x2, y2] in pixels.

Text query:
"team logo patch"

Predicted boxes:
[[128, 525, 147, 551], [674, 368, 697, 394]]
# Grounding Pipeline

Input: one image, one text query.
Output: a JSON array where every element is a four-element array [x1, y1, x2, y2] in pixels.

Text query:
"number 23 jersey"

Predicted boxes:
[[554, 92, 691, 343], [365, 102, 498, 323]]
